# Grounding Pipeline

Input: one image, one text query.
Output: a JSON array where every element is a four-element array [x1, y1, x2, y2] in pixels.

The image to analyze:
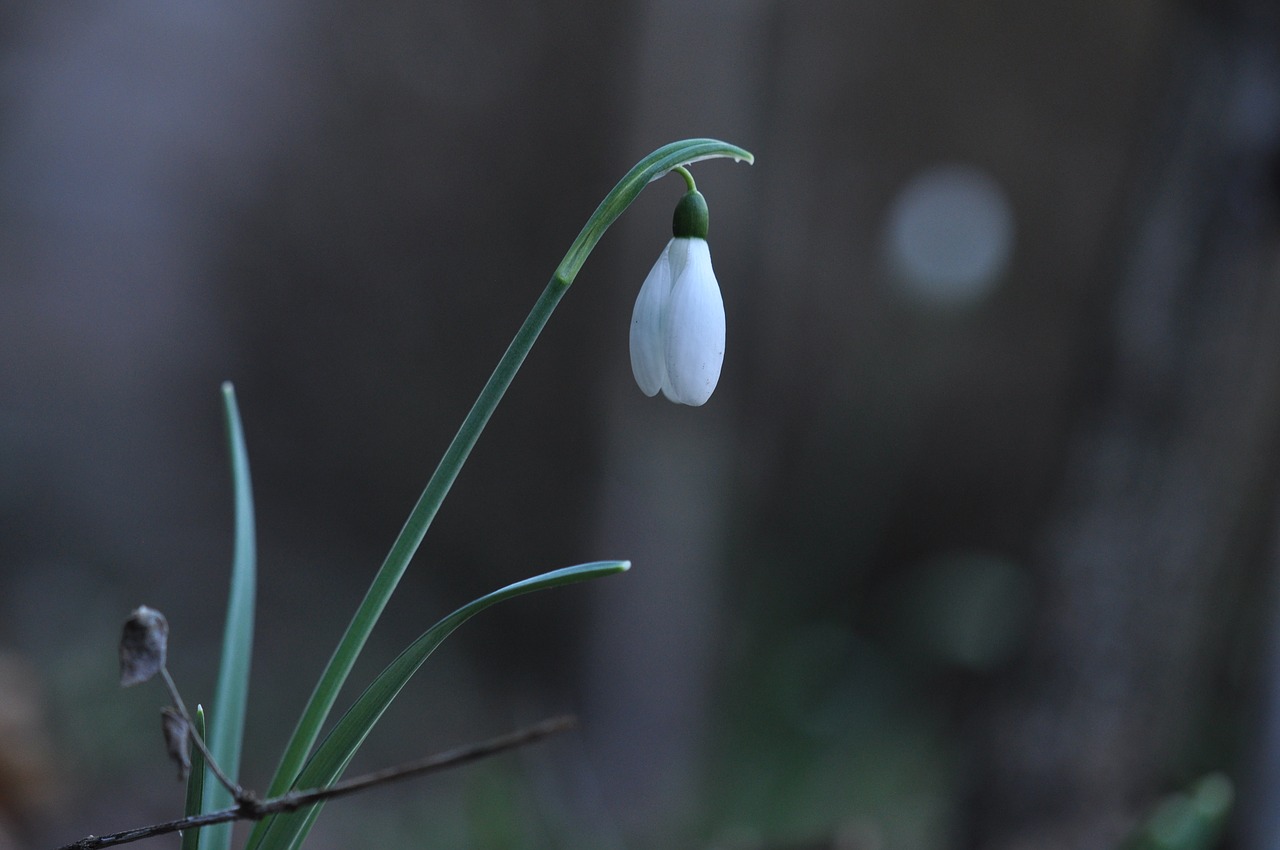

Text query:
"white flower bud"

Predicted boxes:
[[629, 236, 725, 406]]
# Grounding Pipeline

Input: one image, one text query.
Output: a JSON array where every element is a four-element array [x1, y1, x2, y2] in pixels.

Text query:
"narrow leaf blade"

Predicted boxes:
[[202, 382, 257, 850], [252, 560, 628, 850], [181, 706, 207, 850]]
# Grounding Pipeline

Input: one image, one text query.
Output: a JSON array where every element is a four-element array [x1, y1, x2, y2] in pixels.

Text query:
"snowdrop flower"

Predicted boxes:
[[630, 187, 726, 406]]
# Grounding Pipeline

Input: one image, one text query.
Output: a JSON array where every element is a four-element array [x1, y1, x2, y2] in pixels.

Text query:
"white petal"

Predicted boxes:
[[630, 240, 675, 397], [664, 236, 693, 281], [662, 239, 725, 406]]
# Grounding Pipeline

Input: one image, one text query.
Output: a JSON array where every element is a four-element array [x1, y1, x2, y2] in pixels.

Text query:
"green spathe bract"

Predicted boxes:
[[194, 139, 751, 850]]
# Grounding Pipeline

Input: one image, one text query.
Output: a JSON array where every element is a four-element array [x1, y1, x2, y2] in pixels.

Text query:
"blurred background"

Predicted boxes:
[[3, 0, 1280, 848]]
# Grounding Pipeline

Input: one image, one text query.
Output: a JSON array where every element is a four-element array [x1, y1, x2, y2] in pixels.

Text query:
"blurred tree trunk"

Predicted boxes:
[[581, 0, 767, 841], [971, 5, 1280, 848]]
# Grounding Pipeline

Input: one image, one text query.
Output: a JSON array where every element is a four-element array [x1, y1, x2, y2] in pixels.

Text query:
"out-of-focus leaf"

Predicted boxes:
[[1120, 773, 1233, 850], [202, 382, 258, 850]]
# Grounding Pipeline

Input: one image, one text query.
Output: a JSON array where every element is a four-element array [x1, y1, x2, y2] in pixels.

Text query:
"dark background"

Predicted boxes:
[[3, 1, 1280, 848]]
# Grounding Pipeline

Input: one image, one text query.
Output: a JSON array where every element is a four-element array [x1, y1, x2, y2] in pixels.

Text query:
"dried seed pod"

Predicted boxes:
[[119, 606, 169, 687], [160, 707, 191, 781]]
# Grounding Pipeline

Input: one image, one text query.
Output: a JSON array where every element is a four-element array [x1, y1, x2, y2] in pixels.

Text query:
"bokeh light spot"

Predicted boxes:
[[884, 163, 1015, 307]]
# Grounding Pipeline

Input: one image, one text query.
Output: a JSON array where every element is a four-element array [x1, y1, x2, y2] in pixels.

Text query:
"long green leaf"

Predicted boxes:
[[248, 138, 752, 848], [202, 382, 257, 850], [253, 560, 629, 850], [181, 706, 207, 850]]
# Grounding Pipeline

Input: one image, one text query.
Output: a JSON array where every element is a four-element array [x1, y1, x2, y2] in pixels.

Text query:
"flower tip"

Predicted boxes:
[[665, 376, 719, 407], [633, 375, 661, 397]]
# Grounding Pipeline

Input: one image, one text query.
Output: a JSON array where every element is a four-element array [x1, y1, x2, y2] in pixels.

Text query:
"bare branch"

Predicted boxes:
[[54, 715, 576, 850]]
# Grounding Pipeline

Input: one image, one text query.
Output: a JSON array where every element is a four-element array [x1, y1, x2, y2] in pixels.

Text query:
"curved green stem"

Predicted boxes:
[[249, 138, 753, 835], [555, 138, 752, 282], [673, 165, 697, 193]]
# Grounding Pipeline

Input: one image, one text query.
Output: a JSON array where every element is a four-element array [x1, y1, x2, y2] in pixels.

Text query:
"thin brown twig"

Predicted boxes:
[[158, 667, 245, 800], [54, 715, 576, 850]]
